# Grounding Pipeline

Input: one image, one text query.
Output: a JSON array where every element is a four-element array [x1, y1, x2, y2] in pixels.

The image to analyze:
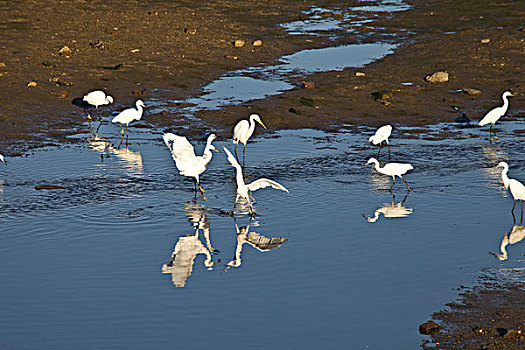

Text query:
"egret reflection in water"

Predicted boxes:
[[108, 145, 144, 176], [224, 219, 288, 270], [490, 225, 525, 261], [161, 201, 219, 288], [364, 191, 412, 223], [481, 145, 508, 194]]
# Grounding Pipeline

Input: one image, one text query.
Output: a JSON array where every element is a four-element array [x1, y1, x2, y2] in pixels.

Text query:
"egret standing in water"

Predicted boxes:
[[223, 147, 288, 208], [365, 157, 413, 191], [0, 154, 5, 165], [497, 161, 525, 221], [479, 91, 514, 141], [232, 113, 266, 164], [112, 100, 145, 140], [163, 133, 219, 200], [365, 124, 392, 158], [83, 90, 113, 120]]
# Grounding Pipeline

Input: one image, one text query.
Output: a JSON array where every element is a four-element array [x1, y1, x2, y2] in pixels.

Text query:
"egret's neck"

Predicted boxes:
[[367, 211, 380, 223], [373, 160, 382, 172], [202, 140, 214, 162], [502, 94, 510, 110], [249, 116, 256, 135], [234, 164, 245, 188], [501, 165, 510, 189], [203, 250, 215, 268]]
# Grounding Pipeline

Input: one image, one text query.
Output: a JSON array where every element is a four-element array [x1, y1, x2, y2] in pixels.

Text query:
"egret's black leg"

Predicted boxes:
[[389, 177, 396, 190], [242, 144, 246, 167]]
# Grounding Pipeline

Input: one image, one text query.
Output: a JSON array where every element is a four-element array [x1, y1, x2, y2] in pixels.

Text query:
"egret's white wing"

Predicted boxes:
[[233, 120, 250, 143], [163, 133, 198, 173], [83, 90, 105, 105], [112, 108, 136, 123], [383, 163, 413, 175], [245, 231, 288, 252], [247, 178, 289, 193], [479, 106, 504, 126], [223, 147, 240, 168]]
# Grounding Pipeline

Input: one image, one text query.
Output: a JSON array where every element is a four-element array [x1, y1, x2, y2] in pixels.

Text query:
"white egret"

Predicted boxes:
[[366, 157, 413, 191], [223, 147, 288, 206], [163, 133, 219, 199], [479, 91, 514, 141], [83, 90, 113, 120], [490, 225, 525, 261], [497, 162, 525, 220], [365, 124, 392, 157], [232, 113, 267, 163], [0, 154, 5, 165], [112, 100, 145, 139]]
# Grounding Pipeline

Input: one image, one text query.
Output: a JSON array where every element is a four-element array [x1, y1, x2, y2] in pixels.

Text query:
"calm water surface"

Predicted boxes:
[[0, 120, 523, 349]]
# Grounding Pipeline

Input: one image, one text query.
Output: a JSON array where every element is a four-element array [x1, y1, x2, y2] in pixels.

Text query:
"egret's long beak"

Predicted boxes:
[[258, 120, 267, 129], [212, 146, 221, 153]]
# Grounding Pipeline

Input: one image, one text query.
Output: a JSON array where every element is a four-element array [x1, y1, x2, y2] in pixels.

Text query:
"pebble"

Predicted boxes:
[[225, 55, 239, 60], [234, 40, 245, 47], [371, 90, 392, 101], [419, 321, 440, 335], [58, 46, 72, 58], [301, 81, 315, 89], [425, 71, 449, 83], [0, 62, 6, 69], [252, 40, 262, 47], [461, 87, 482, 95], [27, 81, 37, 87], [184, 27, 197, 35], [480, 38, 490, 44], [355, 72, 365, 77]]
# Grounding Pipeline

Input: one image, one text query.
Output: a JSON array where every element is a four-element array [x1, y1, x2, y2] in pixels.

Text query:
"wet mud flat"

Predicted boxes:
[[423, 278, 524, 350], [0, 0, 524, 155]]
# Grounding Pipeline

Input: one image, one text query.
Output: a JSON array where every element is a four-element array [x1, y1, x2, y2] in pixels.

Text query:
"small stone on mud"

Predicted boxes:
[[89, 41, 107, 49], [461, 87, 482, 95], [252, 40, 262, 47], [225, 55, 239, 60], [355, 72, 365, 77], [480, 38, 490, 44], [58, 46, 72, 58], [184, 27, 197, 34], [425, 71, 449, 83], [0, 62, 6, 69], [234, 40, 245, 47], [288, 107, 301, 115], [49, 90, 69, 98], [419, 321, 440, 335], [301, 81, 315, 89], [27, 81, 37, 87], [371, 90, 392, 101]]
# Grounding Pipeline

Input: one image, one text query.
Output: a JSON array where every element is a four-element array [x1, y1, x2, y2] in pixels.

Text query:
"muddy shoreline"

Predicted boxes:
[[1, 0, 523, 155]]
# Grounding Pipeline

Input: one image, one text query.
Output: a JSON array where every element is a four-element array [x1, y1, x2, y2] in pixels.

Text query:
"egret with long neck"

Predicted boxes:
[[497, 161, 525, 221], [163, 133, 219, 200], [365, 157, 413, 191], [232, 113, 267, 164], [479, 91, 514, 141]]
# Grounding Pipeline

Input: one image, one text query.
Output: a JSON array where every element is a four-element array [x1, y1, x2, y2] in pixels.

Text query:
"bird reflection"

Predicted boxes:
[[107, 145, 144, 175], [481, 145, 508, 194], [490, 225, 525, 261], [224, 220, 288, 270], [161, 201, 219, 288], [87, 134, 110, 161], [363, 191, 412, 223]]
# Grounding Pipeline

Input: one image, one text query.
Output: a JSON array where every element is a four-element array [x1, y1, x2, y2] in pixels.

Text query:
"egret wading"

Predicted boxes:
[[163, 133, 219, 200], [366, 157, 413, 191], [479, 91, 514, 141], [497, 161, 525, 221], [112, 100, 145, 140], [223, 147, 288, 211], [83, 90, 113, 120], [365, 124, 392, 158], [0, 154, 6, 165], [232, 114, 266, 164]]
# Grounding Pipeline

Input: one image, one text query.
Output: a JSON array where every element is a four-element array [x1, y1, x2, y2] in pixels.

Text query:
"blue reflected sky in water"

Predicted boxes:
[[0, 121, 523, 349]]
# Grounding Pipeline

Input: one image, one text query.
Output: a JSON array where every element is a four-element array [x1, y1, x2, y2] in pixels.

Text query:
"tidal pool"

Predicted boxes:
[[0, 120, 523, 349]]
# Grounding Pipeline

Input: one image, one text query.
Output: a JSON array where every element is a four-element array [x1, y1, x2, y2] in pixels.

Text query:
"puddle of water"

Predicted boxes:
[[0, 120, 523, 349], [181, 43, 396, 112]]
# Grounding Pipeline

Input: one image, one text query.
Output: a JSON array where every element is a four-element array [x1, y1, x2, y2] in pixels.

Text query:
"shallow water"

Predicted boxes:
[[1, 119, 524, 349]]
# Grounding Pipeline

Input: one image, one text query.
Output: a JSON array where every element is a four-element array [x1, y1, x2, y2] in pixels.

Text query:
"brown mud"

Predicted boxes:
[[0, 0, 523, 155], [422, 278, 524, 350]]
